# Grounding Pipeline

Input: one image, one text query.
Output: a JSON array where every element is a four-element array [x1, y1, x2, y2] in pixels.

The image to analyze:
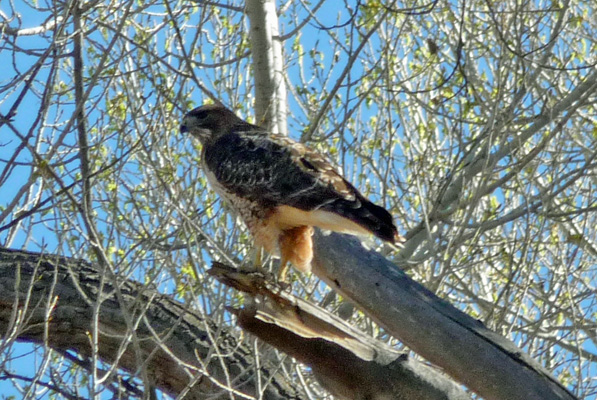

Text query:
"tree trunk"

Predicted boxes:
[[0, 248, 305, 400], [246, 0, 287, 135]]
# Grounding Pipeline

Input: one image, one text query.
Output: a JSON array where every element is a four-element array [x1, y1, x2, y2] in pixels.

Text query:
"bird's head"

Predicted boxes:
[[180, 104, 243, 145]]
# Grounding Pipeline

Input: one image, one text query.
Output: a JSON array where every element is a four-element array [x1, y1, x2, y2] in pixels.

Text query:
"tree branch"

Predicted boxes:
[[0, 248, 305, 400], [208, 262, 470, 400], [246, 0, 288, 134], [311, 231, 576, 400]]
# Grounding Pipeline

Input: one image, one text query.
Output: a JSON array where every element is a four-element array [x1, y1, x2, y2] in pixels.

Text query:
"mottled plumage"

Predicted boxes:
[[180, 104, 402, 280]]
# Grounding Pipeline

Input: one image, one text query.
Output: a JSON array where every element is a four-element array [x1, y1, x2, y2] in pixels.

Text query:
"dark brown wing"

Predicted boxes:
[[203, 128, 400, 243]]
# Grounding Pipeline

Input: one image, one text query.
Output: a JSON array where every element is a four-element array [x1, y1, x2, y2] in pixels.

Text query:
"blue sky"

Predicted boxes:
[[1, 1, 596, 398]]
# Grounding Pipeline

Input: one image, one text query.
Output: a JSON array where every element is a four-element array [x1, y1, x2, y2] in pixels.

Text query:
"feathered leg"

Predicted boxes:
[[278, 226, 314, 283]]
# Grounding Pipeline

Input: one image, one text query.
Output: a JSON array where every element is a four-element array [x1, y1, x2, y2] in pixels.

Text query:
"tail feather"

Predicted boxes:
[[322, 195, 403, 244]]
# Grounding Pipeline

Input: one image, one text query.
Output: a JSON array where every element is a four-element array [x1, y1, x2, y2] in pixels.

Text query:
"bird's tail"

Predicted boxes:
[[325, 195, 404, 245]]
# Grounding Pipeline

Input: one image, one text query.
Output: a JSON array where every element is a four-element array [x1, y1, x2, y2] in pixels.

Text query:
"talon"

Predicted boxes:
[[252, 246, 264, 271], [277, 257, 290, 285], [278, 279, 291, 290]]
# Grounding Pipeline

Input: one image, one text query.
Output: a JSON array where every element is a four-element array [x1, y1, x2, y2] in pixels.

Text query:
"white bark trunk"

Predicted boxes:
[[246, 0, 287, 135]]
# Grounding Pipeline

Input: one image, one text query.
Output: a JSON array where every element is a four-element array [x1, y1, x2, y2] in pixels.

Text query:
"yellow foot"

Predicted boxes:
[[248, 246, 264, 271], [277, 257, 291, 289]]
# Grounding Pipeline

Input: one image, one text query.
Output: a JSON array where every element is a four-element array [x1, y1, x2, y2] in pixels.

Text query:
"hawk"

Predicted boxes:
[[180, 104, 402, 281]]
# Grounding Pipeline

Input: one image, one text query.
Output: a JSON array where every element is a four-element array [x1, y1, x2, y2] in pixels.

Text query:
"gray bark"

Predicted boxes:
[[209, 262, 471, 400], [246, 0, 288, 134], [0, 248, 305, 400], [311, 231, 576, 400]]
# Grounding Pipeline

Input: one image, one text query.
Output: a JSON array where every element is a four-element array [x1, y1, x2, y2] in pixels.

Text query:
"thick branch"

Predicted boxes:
[[208, 263, 470, 400], [0, 248, 305, 400], [311, 231, 576, 400]]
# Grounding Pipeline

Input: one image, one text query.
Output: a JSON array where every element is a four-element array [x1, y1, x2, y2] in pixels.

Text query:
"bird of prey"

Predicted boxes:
[[180, 104, 402, 282]]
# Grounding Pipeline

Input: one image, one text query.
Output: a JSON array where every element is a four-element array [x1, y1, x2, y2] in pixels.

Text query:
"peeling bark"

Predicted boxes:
[[209, 263, 470, 400], [0, 248, 305, 400]]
